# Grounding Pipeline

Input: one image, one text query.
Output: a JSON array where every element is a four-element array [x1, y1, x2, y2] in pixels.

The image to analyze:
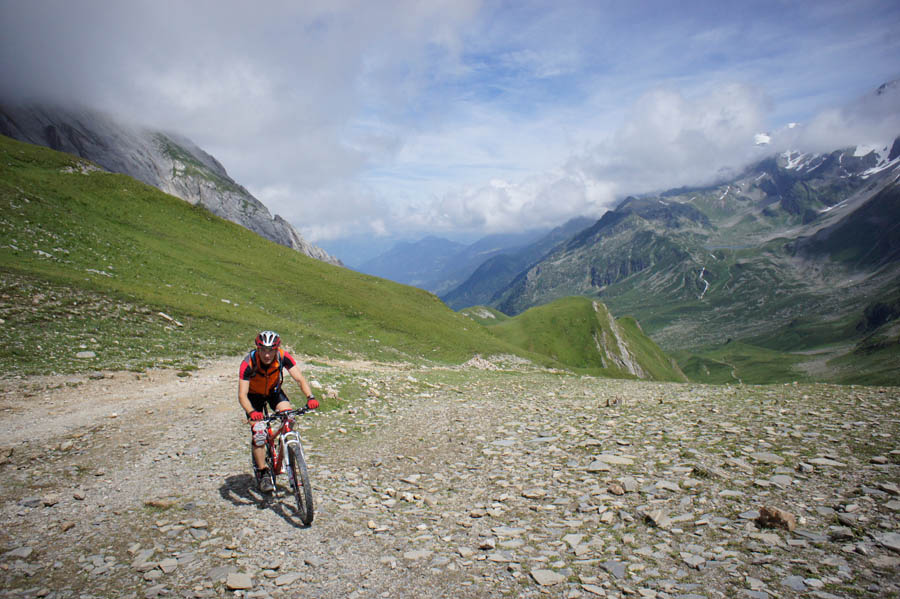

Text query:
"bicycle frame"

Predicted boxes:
[[263, 409, 307, 478]]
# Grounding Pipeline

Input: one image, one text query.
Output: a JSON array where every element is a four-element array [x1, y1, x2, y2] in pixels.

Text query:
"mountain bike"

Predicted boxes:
[[254, 408, 314, 525]]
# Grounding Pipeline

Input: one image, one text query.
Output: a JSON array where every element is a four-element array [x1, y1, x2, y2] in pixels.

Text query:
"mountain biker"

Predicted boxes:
[[239, 330, 318, 492]]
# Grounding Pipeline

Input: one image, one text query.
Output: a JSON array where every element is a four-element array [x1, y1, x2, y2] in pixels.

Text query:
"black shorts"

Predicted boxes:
[[248, 389, 291, 413]]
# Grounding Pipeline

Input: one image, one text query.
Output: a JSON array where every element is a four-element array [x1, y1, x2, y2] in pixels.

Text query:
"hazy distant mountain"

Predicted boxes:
[[358, 236, 466, 289], [357, 229, 550, 293], [0, 103, 341, 265], [441, 217, 594, 310]]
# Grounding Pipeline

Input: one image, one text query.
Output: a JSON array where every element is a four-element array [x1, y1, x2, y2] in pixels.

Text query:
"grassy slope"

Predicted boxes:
[[0, 135, 539, 375], [481, 296, 685, 381], [459, 305, 511, 326]]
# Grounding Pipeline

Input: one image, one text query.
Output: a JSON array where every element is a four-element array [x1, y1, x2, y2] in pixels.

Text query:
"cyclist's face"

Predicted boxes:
[[258, 346, 277, 364]]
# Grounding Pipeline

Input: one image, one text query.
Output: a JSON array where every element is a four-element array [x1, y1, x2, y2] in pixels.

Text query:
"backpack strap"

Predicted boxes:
[[245, 349, 258, 378]]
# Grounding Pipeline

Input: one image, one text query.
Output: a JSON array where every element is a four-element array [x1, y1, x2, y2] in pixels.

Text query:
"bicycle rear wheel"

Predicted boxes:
[[287, 442, 314, 525]]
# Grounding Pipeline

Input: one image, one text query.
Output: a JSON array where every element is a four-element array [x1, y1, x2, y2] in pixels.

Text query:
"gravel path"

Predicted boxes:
[[1, 357, 899, 598]]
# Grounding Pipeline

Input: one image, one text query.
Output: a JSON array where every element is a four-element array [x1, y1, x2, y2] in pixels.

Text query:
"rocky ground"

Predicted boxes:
[[1, 356, 898, 599]]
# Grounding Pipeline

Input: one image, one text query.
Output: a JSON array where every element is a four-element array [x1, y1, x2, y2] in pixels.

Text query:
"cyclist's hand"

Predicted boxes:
[[248, 411, 264, 421], [306, 397, 319, 410]]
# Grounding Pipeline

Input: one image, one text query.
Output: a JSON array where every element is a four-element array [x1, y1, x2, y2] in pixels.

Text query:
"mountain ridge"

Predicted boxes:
[[450, 137, 900, 383]]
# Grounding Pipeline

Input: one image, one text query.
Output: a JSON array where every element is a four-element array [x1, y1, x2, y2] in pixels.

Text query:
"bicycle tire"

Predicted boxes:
[[264, 445, 278, 495], [287, 442, 314, 525]]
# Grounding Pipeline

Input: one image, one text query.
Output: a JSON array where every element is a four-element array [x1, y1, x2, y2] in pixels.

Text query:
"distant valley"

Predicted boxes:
[[362, 134, 900, 384]]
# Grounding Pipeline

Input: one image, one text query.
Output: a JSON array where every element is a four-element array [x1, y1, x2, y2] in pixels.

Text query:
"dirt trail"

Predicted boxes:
[[1, 359, 899, 599]]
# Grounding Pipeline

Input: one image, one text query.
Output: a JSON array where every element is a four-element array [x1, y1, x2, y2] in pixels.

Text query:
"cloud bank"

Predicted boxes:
[[2, 0, 899, 245]]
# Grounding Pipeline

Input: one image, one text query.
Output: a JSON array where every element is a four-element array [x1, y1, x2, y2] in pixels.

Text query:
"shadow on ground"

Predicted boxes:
[[219, 473, 310, 529]]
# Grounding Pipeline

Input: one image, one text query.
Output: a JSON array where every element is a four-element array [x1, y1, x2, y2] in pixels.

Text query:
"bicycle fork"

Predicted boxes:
[[281, 431, 305, 491]]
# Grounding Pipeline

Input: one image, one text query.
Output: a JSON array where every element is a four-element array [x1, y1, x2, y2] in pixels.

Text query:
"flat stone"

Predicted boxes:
[[681, 553, 705, 569], [877, 482, 900, 496], [809, 457, 846, 467], [656, 480, 681, 492], [144, 584, 167, 598], [750, 452, 784, 465], [620, 476, 639, 492], [782, 575, 807, 591], [601, 560, 626, 579], [274, 573, 303, 586], [522, 488, 547, 499], [770, 475, 792, 488], [563, 534, 584, 549], [642, 509, 671, 529], [876, 532, 900, 554], [208, 566, 238, 582], [870, 555, 900, 569], [4, 547, 34, 559], [403, 550, 432, 561], [531, 569, 566, 586], [487, 551, 514, 562], [592, 454, 634, 465], [225, 573, 253, 590], [828, 526, 854, 541], [492, 526, 526, 537], [586, 460, 611, 472], [158, 558, 178, 573]]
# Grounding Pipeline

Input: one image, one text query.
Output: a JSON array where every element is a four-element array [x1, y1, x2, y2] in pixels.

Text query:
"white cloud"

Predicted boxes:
[[574, 84, 770, 191], [2, 0, 900, 247], [774, 80, 900, 153]]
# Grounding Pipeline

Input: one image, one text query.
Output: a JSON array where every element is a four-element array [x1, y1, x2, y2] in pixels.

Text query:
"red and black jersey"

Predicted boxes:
[[239, 348, 297, 397]]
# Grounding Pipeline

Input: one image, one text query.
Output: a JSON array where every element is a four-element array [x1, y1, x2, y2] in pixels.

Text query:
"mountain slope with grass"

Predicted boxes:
[[484, 137, 900, 384], [469, 296, 687, 381], [0, 134, 674, 381], [0, 134, 528, 375], [0, 103, 340, 265]]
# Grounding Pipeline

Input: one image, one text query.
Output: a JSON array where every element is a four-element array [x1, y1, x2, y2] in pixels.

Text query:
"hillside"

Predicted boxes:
[[0, 103, 340, 265], [0, 134, 672, 381], [0, 134, 523, 374], [481, 141, 900, 384], [471, 297, 686, 381]]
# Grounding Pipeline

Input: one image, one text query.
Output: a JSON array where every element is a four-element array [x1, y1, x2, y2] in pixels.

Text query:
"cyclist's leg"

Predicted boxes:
[[271, 389, 292, 413], [248, 395, 268, 471]]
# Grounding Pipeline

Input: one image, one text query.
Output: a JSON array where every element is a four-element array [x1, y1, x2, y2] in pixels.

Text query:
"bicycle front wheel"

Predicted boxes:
[[287, 442, 314, 525]]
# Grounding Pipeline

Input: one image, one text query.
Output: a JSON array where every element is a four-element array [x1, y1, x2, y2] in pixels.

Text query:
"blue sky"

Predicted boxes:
[[2, 0, 900, 249]]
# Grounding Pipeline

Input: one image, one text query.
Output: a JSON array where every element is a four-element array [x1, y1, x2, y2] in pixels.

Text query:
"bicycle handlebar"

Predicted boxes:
[[263, 407, 309, 422]]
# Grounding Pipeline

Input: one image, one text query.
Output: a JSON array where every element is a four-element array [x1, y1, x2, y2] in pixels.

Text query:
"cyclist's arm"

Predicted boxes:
[[286, 364, 314, 399], [238, 379, 254, 415]]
